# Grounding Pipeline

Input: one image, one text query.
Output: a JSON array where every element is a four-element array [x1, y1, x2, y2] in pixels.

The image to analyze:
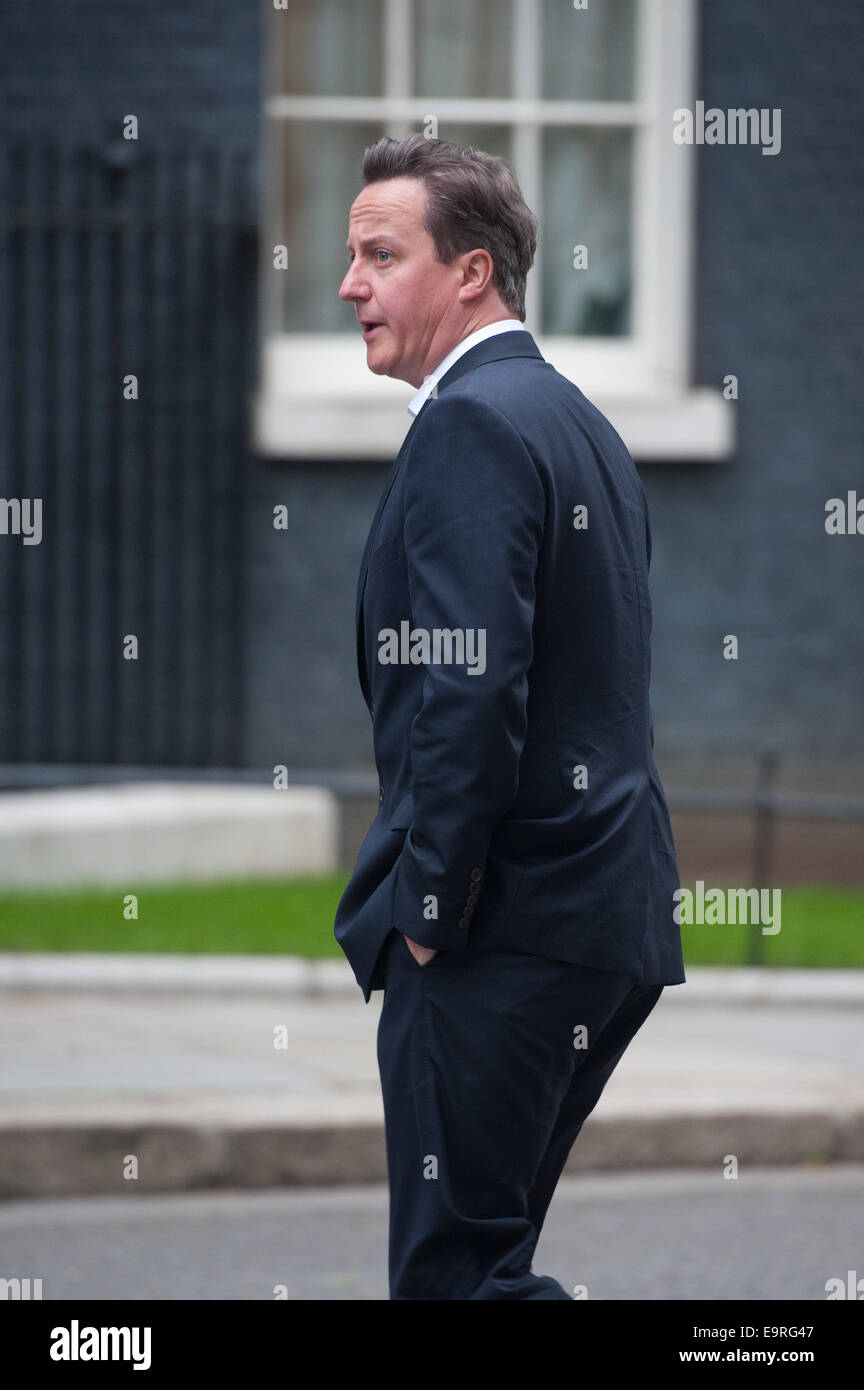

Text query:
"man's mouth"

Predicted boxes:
[[361, 321, 385, 339]]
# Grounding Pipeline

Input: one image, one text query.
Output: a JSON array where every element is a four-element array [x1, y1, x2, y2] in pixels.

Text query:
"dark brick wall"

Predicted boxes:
[[643, 0, 864, 792], [0, 1, 260, 144]]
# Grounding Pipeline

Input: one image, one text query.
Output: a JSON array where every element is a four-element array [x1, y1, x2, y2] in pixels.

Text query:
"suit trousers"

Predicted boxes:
[[375, 925, 664, 1300]]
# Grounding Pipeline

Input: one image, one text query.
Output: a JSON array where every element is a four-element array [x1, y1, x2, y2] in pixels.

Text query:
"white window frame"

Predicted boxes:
[[253, 0, 733, 461]]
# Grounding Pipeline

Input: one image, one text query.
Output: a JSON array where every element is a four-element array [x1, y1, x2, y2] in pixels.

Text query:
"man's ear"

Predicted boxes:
[[457, 248, 495, 303]]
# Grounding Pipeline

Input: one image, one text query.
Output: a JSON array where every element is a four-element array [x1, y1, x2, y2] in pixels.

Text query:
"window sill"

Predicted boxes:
[[251, 384, 733, 463], [250, 335, 735, 463]]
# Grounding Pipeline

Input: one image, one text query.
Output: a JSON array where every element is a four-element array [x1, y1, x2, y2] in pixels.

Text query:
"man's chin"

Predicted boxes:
[[363, 338, 411, 382], [365, 348, 397, 378]]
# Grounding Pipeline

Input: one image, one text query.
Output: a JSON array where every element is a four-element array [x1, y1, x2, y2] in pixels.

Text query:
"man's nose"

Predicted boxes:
[[338, 265, 368, 302]]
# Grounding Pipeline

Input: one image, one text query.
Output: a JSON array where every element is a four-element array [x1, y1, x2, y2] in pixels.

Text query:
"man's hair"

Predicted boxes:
[[361, 135, 538, 321]]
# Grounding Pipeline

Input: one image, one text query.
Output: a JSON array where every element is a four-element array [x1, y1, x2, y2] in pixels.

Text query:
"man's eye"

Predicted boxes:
[[375, 250, 392, 263]]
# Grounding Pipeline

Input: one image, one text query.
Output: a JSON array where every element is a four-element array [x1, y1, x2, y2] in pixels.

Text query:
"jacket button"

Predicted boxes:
[[378, 785, 384, 804], [470, 867, 483, 882]]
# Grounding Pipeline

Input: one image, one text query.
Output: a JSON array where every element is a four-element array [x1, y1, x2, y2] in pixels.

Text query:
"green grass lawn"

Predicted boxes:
[[0, 878, 860, 968]]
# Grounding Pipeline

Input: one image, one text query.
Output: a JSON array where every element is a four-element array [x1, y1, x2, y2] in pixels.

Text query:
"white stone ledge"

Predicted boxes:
[[252, 386, 733, 462], [0, 783, 338, 887]]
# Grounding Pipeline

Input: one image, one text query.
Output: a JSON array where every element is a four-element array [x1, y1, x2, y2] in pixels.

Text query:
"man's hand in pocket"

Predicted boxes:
[[404, 935, 439, 967]]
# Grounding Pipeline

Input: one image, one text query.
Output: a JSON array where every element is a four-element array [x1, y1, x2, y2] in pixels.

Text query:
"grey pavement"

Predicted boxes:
[[1, 1168, 862, 1300], [0, 954, 863, 1200]]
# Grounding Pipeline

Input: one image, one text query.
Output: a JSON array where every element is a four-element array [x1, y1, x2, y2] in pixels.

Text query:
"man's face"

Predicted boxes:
[[339, 176, 466, 389]]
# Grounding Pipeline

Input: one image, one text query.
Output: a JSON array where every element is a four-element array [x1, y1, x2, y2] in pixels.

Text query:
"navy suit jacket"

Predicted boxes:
[[334, 329, 686, 1002]]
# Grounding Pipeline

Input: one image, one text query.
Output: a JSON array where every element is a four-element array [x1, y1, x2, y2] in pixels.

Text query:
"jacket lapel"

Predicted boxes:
[[354, 403, 428, 704]]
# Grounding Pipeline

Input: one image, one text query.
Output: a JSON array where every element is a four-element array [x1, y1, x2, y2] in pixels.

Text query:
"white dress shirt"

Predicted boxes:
[[406, 319, 525, 416]]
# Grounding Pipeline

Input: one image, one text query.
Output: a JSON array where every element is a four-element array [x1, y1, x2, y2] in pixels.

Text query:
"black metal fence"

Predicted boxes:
[[0, 138, 258, 765]]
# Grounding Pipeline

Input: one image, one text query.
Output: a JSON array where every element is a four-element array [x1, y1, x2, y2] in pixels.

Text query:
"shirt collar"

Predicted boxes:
[[407, 319, 525, 416]]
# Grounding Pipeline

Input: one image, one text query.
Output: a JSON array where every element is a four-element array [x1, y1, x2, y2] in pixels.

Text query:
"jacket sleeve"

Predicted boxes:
[[392, 392, 545, 951]]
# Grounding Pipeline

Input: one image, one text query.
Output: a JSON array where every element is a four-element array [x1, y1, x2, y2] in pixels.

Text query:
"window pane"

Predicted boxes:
[[278, 122, 384, 331], [541, 128, 632, 335], [274, 0, 383, 97], [542, 0, 635, 101], [421, 123, 511, 163], [415, 0, 512, 98]]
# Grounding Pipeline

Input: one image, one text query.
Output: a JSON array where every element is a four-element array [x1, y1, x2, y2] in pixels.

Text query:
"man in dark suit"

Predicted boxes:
[[335, 135, 685, 1300]]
